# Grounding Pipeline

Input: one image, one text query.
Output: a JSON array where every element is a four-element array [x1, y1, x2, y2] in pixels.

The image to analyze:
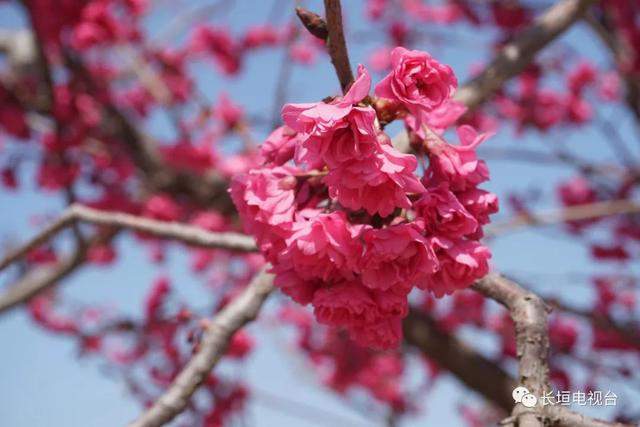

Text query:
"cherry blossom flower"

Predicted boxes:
[[426, 125, 491, 191], [359, 223, 437, 292], [420, 237, 491, 297], [375, 47, 457, 120], [415, 183, 479, 238]]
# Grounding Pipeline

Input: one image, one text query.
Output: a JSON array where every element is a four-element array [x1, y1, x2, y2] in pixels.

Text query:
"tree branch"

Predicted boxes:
[[584, 10, 640, 122], [128, 268, 274, 427], [0, 204, 256, 273], [0, 251, 85, 314], [403, 309, 516, 412], [0, 210, 76, 272], [455, 0, 596, 110], [0, 205, 257, 314], [0, 228, 117, 315], [66, 205, 257, 252], [323, 0, 354, 93], [472, 274, 550, 427], [486, 199, 640, 236], [405, 273, 633, 427]]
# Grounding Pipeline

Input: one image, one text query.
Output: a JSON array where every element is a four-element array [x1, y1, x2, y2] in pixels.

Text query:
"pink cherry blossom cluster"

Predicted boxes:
[[232, 47, 498, 349]]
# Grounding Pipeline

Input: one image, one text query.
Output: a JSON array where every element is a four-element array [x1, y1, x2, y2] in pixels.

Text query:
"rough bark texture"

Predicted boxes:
[[473, 274, 550, 427]]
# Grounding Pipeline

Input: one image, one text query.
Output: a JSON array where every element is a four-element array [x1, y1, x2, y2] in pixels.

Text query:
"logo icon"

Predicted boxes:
[[512, 386, 538, 408]]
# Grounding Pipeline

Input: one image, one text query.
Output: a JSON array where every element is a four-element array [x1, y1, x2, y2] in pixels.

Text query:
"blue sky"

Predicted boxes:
[[1, 1, 639, 426]]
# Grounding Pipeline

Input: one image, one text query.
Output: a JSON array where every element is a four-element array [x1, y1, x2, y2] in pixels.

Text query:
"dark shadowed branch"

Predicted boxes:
[[403, 308, 517, 412]]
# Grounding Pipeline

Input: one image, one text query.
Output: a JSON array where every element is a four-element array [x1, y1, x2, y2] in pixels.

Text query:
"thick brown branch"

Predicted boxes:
[[128, 268, 274, 427], [323, 0, 354, 93]]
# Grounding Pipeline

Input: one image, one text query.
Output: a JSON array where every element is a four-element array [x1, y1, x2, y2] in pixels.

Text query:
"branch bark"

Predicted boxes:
[[323, 0, 354, 93], [66, 205, 257, 252], [473, 274, 550, 427], [0, 204, 256, 273], [406, 274, 633, 427], [128, 268, 274, 427]]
